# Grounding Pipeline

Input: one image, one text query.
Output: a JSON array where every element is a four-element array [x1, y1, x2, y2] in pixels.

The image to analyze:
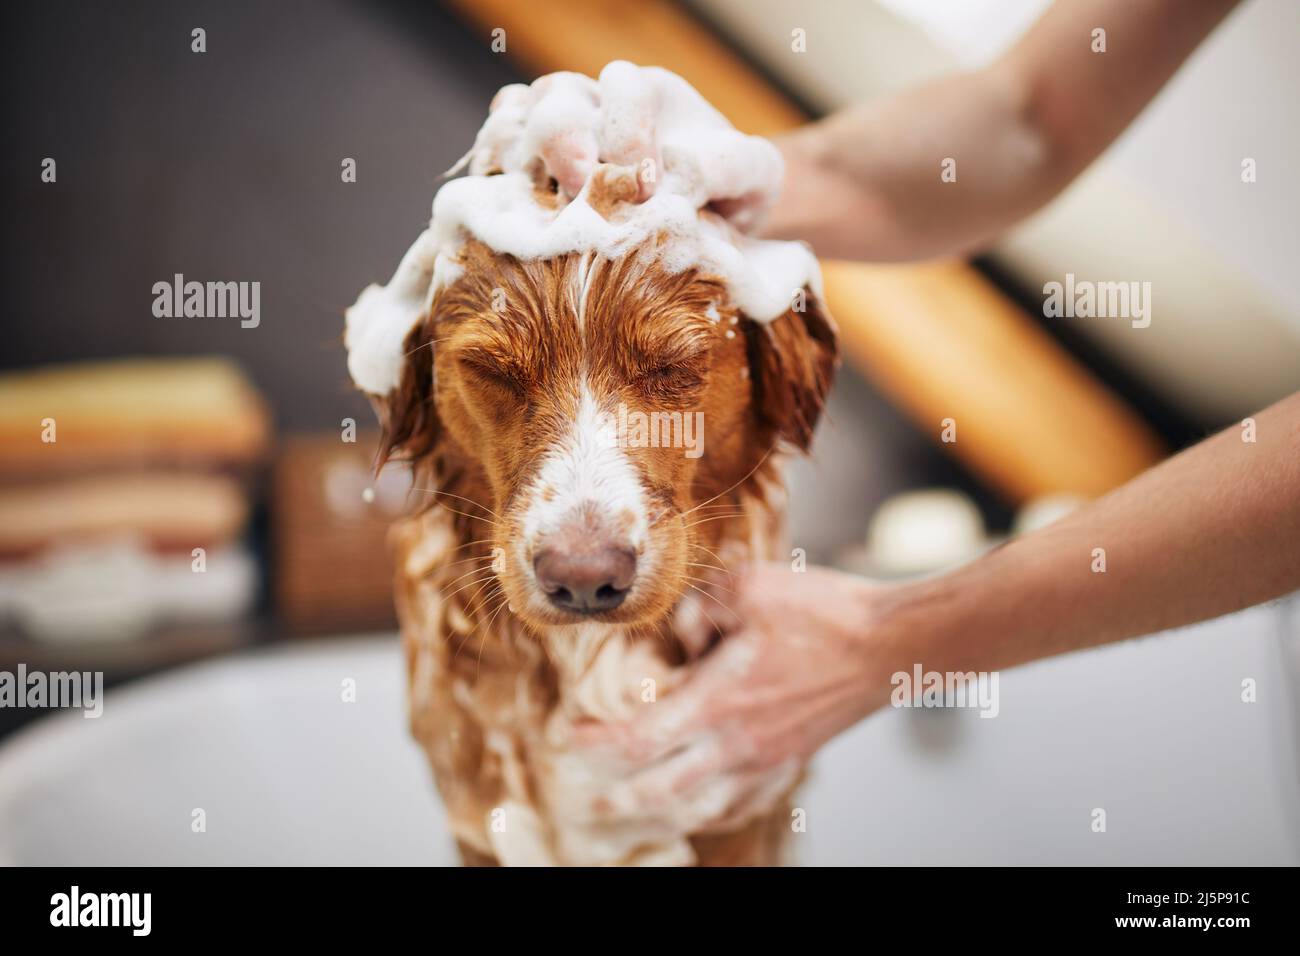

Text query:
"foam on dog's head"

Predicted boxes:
[[345, 61, 822, 396]]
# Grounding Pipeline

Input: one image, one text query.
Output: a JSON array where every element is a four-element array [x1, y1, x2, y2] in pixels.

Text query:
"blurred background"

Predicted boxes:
[[0, 0, 1297, 864]]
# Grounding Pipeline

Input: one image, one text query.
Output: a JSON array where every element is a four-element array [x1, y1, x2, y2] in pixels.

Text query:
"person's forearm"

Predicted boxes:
[[765, 0, 1241, 262], [879, 392, 1300, 678], [766, 69, 1049, 262]]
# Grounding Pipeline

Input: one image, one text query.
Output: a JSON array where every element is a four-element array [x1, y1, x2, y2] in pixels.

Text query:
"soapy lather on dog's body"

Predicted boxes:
[[346, 61, 833, 865]]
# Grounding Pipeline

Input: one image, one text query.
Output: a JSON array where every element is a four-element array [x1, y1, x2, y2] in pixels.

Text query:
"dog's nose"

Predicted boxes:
[[534, 545, 636, 613]]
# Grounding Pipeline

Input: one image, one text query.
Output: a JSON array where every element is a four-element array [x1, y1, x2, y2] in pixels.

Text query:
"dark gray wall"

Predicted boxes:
[[1, 0, 520, 431]]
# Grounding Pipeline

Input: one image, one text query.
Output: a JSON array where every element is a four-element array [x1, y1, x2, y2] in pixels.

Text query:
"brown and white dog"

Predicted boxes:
[[365, 223, 836, 864]]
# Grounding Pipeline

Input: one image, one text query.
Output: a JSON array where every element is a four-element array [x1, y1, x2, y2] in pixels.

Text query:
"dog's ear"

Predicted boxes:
[[371, 317, 440, 471], [744, 288, 839, 452]]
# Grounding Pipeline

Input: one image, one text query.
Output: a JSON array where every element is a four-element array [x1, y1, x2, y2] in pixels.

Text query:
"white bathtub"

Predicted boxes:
[[1, 598, 1296, 865]]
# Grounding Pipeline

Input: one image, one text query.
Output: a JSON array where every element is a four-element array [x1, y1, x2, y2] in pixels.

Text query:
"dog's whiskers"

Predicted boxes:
[[683, 511, 749, 530], [689, 541, 733, 573], [440, 569, 499, 604], [439, 561, 495, 591], [475, 589, 510, 680], [438, 536, 498, 556], [401, 333, 458, 361], [427, 501, 501, 527], [451, 579, 504, 665], [685, 573, 736, 599], [681, 442, 777, 518], [438, 551, 499, 571], [462, 574, 502, 618], [681, 580, 733, 639], [410, 486, 502, 520], [685, 560, 729, 576]]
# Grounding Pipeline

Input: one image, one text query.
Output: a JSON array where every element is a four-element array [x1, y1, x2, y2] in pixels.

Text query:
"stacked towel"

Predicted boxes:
[[0, 358, 269, 641]]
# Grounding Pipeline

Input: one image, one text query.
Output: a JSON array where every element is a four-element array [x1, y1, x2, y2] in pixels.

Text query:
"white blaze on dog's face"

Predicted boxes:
[[386, 239, 834, 633], [515, 384, 651, 619]]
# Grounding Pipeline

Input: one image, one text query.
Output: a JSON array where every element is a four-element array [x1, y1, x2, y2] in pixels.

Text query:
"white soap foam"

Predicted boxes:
[[345, 61, 822, 396]]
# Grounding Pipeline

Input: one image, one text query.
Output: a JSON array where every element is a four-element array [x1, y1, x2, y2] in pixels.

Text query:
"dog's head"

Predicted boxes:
[[374, 236, 835, 633]]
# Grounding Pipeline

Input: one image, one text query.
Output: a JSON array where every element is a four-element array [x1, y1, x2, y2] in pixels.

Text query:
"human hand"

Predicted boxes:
[[468, 62, 785, 229], [569, 562, 892, 832]]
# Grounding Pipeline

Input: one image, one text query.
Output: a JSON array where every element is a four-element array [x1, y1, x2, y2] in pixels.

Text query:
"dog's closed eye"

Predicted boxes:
[[457, 351, 530, 400], [631, 359, 706, 398]]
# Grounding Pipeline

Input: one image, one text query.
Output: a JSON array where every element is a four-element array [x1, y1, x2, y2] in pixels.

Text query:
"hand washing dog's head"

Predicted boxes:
[[347, 63, 836, 634]]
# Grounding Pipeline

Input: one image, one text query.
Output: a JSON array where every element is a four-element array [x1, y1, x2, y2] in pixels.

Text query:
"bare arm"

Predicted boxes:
[[764, 0, 1243, 261], [889, 391, 1300, 677], [573, 392, 1300, 827]]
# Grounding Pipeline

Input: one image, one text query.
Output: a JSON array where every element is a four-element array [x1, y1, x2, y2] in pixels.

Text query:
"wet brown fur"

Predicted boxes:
[[371, 237, 836, 865]]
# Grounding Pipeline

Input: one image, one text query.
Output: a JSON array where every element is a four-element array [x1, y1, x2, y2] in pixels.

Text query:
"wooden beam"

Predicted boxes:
[[448, 0, 803, 136], [822, 259, 1167, 498], [442, 0, 1167, 500]]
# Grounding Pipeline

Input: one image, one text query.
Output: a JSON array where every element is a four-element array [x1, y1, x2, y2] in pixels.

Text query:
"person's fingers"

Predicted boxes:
[[489, 83, 531, 114], [602, 731, 728, 820], [690, 560, 772, 627], [597, 61, 660, 201], [479, 65, 790, 217], [707, 190, 770, 232], [565, 693, 695, 762], [568, 714, 628, 751], [694, 759, 801, 835], [525, 73, 600, 198], [567, 687, 698, 765], [539, 129, 598, 198], [467, 84, 531, 176], [692, 775, 766, 834], [671, 588, 721, 658], [606, 743, 793, 832], [569, 628, 751, 765], [632, 635, 754, 746], [571, 715, 794, 831]]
